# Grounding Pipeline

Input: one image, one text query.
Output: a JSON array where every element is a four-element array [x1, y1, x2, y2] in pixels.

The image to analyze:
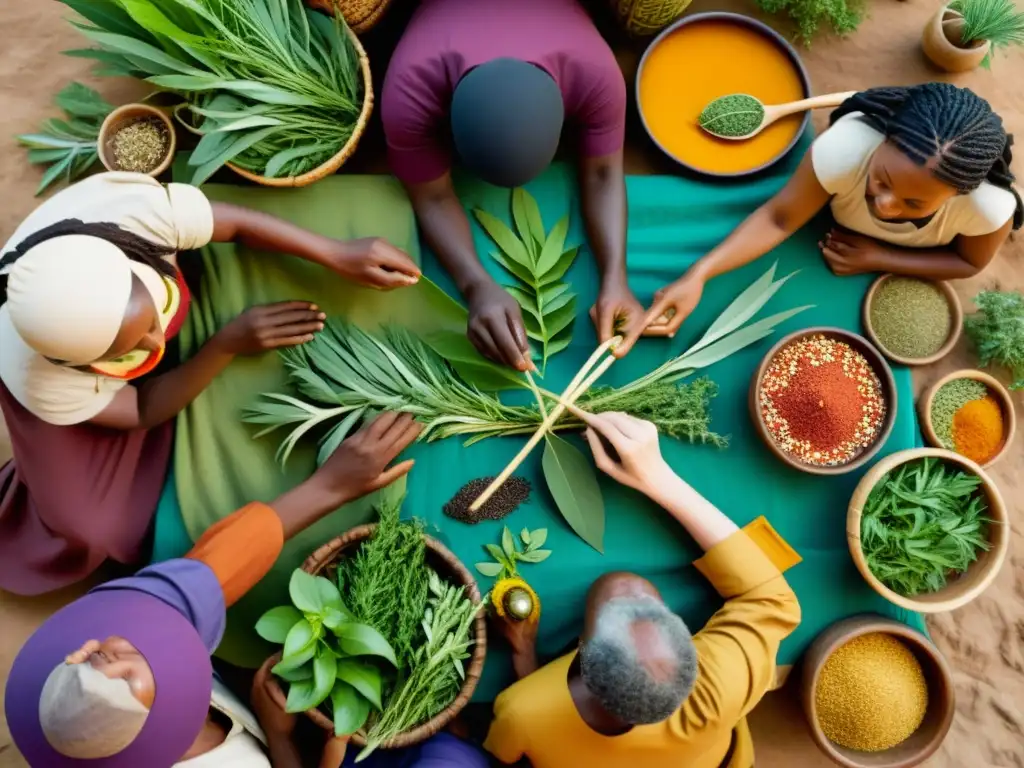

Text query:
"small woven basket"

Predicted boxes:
[[306, 0, 395, 34], [610, 0, 694, 36], [265, 524, 487, 750]]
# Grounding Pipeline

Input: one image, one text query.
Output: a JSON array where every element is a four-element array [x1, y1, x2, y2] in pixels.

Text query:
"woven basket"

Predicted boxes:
[[610, 0, 694, 37], [265, 524, 487, 750], [305, 0, 395, 34]]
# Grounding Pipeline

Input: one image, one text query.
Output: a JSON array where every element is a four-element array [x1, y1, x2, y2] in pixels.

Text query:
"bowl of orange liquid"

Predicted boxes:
[[636, 13, 810, 178]]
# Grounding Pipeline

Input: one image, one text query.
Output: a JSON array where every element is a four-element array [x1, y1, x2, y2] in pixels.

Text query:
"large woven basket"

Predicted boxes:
[[610, 0, 694, 36], [306, 0, 395, 34], [266, 524, 487, 750]]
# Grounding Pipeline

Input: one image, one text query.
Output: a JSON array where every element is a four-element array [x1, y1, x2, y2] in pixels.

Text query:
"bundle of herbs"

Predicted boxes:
[[859, 457, 991, 596], [964, 290, 1024, 390], [60, 0, 363, 184], [256, 485, 482, 760]]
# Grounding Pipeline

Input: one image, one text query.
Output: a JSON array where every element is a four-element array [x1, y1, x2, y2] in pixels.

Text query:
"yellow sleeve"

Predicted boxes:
[[679, 531, 801, 730], [483, 690, 528, 765]]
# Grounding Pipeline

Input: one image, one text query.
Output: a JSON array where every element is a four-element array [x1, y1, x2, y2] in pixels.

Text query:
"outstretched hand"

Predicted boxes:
[[215, 302, 326, 355], [591, 280, 644, 357], [324, 237, 422, 290], [618, 275, 706, 356]]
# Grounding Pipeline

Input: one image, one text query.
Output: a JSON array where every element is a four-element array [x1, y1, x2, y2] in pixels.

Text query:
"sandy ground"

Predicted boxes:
[[0, 0, 1022, 766]]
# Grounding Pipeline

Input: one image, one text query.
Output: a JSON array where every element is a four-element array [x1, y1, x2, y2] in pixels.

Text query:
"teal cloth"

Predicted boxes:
[[153, 134, 924, 701], [151, 467, 191, 565]]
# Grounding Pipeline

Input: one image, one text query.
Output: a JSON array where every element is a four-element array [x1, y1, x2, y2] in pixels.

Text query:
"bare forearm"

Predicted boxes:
[[511, 646, 539, 680], [871, 245, 980, 280], [271, 478, 350, 540], [411, 193, 492, 296], [580, 155, 627, 285], [266, 732, 304, 768], [649, 471, 739, 551], [211, 202, 334, 267], [135, 339, 235, 428]]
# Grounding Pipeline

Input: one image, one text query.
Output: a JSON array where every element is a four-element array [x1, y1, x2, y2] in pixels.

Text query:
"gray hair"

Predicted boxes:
[[579, 596, 698, 725]]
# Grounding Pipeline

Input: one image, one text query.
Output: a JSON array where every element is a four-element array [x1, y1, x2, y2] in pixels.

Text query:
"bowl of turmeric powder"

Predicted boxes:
[[800, 615, 955, 768], [918, 369, 1016, 468]]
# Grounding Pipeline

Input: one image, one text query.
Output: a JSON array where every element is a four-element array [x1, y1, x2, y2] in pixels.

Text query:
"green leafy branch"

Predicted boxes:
[[964, 290, 1024, 390], [475, 526, 551, 578]]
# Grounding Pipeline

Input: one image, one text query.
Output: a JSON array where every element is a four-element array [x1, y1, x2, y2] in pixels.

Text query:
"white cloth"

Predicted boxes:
[[0, 172, 214, 426], [811, 113, 1019, 247], [176, 679, 271, 768]]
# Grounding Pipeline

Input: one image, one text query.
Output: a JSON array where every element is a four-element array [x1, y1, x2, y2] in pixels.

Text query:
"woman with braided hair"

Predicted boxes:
[[0, 172, 421, 595], [619, 83, 1023, 352]]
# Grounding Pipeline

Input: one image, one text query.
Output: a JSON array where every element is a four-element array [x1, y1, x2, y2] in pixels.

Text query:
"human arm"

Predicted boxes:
[[579, 150, 644, 354], [491, 612, 540, 680], [821, 219, 1012, 279], [210, 202, 420, 289], [88, 302, 325, 430]]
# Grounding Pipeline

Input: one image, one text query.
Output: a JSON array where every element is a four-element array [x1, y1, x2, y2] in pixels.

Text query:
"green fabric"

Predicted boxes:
[[164, 137, 925, 695]]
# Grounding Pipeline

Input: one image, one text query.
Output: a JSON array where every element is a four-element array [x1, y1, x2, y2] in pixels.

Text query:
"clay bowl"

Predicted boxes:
[[749, 327, 897, 475], [862, 275, 962, 366], [918, 369, 1016, 468], [801, 615, 955, 768], [847, 447, 1009, 613], [97, 104, 176, 177]]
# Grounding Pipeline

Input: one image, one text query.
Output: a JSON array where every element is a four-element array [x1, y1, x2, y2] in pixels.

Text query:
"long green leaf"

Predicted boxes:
[[542, 434, 605, 552], [330, 681, 371, 736], [310, 651, 337, 709], [335, 660, 383, 709], [535, 215, 570, 276], [674, 305, 813, 371], [74, 26, 201, 75], [188, 126, 283, 186], [474, 210, 532, 269], [116, 0, 204, 44]]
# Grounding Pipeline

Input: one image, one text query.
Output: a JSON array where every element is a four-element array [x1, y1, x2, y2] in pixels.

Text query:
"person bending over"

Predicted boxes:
[[484, 410, 801, 768], [382, 0, 643, 370], [0, 171, 420, 596], [621, 83, 1023, 353]]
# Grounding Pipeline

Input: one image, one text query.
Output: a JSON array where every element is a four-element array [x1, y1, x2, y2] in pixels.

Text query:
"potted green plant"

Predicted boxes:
[[922, 0, 1024, 72]]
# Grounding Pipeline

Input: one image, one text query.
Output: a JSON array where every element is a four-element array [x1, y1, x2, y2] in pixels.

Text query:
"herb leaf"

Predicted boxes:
[[542, 434, 605, 553]]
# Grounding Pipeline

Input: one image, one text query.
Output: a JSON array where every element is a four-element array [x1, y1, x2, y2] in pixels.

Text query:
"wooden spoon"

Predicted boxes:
[[700, 91, 857, 141]]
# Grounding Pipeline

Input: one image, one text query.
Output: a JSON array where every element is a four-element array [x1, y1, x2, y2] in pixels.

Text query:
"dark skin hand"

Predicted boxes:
[[404, 151, 638, 369], [491, 611, 540, 681]]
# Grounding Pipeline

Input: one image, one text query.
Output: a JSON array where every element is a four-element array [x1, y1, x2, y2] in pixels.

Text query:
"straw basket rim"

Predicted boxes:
[[266, 523, 487, 750]]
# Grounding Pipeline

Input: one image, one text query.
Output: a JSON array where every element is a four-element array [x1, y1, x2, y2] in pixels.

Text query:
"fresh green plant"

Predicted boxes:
[[474, 188, 580, 374], [475, 526, 551, 578], [754, 0, 864, 45], [255, 569, 396, 735], [17, 82, 114, 195], [950, 0, 1024, 67], [357, 570, 482, 761], [860, 457, 991, 597], [964, 290, 1024, 390], [60, 0, 363, 184]]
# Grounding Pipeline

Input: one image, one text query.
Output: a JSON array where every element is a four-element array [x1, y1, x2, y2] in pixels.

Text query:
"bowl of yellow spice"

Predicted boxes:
[[919, 369, 1016, 468], [801, 616, 954, 768]]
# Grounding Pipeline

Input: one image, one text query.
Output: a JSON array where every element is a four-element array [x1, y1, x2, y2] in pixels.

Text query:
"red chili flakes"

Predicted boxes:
[[759, 335, 886, 466]]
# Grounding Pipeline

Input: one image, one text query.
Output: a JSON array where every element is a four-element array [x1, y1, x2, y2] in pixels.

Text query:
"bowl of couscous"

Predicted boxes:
[[801, 615, 954, 768]]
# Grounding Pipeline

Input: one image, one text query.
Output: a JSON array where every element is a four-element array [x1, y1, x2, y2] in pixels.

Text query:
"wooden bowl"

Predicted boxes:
[[847, 447, 1009, 613], [749, 327, 897, 475], [801, 615, 955, 768], [97, 104, 176, 177], [862, 275, 962, 366], [918, 369, 1016, 468], [265, 524, 486, 749]]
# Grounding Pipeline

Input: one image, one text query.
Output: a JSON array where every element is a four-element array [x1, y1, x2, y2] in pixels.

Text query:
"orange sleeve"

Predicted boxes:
[[185, 502, 285, 608]]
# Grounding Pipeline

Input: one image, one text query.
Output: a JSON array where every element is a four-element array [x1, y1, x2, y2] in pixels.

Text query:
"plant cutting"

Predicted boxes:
[[964, 290, 1024, 390], [475, 525, 552, 578], [59, 0, 365, 185], [474, 188, 580, 374], [17, 82, 114, 195], [754, 0, 864, 45], [923, 0, 1024, 71]]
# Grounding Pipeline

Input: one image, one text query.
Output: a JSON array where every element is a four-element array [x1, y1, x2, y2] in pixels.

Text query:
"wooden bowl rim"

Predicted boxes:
[[916, 368, 1017, 468], [749, 327, 898, 476], [801, 615, 956, 768], [861, 275, 963, 366], [846, 447, 1010, 613], [97, 103, 177, 177]]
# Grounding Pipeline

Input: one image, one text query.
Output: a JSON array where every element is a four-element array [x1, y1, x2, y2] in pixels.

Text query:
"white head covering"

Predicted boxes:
[[38, 662, 150, 759], [5, 235, 133, 366]]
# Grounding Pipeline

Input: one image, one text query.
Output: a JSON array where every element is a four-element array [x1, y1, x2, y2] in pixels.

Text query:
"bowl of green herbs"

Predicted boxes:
[[847, 447, 1008, 613]]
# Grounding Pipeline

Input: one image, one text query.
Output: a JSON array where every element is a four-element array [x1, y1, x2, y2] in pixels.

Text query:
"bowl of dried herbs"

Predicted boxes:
[[98, 104, 176, 177], [862, 275, 962, 366], [847, 447, 1009, 613]]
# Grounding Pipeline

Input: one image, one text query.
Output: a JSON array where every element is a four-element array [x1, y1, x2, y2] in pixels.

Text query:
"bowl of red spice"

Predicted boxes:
[[750, 328, 897, 475], [918, 369, 1016, 468]]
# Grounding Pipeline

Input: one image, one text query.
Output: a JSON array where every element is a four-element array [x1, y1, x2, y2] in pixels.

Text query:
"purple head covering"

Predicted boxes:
[[6, 559, 225, 768]]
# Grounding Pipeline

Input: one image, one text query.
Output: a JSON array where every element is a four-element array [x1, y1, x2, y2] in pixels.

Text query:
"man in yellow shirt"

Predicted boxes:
[[484, 410, 802, 768]]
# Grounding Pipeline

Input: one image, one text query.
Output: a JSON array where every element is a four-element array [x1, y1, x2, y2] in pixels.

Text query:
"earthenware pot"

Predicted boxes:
[[862, 275, 963, 367], [847, 447, 1009, 613], [922, 7, 991, 73], [749, 327, 897, 476], [801, 615, 955, 768], [918, 369, 1016, 468], [97, 104, 176, 177]]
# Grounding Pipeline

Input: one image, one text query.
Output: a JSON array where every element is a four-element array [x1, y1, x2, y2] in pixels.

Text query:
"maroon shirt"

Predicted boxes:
[[382, 0, 627, 184]]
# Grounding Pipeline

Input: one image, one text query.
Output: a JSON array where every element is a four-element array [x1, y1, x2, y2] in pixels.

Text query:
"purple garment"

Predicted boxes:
[[381, 0, 626, 184], [89, 558, 227, 653], [346, 734, 490, 768]]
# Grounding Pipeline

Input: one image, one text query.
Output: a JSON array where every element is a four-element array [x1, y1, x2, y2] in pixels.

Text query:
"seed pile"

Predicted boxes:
[[816, 633, 928, 752], [698, 93, 765, 138], [111, 118, 169, 174], [760, 335, 886, 466], [444, 476, 531, 524], [869, 277, 952, 359], [931, 378, 1004, 463]]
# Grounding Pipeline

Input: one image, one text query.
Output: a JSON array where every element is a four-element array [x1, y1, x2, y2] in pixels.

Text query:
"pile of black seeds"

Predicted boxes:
[[443, 476, 531, 524]]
